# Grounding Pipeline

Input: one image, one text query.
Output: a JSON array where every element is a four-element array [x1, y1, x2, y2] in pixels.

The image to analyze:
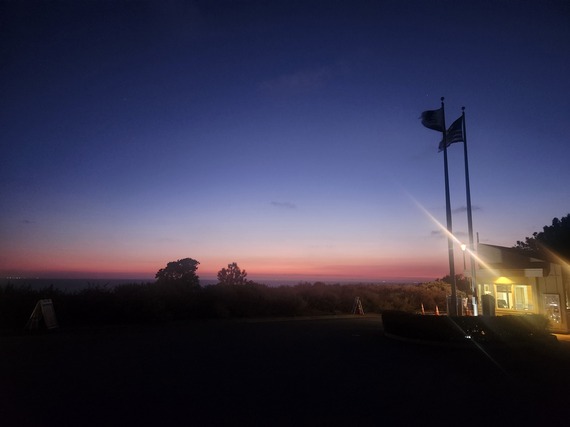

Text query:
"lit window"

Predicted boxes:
[[495, 284, 512, 309]]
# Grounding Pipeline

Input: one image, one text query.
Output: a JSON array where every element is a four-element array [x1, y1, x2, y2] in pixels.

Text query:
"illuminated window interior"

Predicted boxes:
[[495, 284, 512, 308], [494, 282, 534, 311], [543, 294, 561, 324]]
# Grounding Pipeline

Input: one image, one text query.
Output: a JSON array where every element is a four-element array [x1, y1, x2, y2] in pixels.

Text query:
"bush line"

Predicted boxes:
[[0, 280, 453, 330]]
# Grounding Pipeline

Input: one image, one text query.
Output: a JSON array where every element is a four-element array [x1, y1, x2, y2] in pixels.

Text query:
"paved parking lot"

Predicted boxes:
[[2, 316, 569, 426]]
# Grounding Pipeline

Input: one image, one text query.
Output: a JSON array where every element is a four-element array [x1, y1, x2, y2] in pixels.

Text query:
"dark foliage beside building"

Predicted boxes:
[[514, 213, 570, 260]]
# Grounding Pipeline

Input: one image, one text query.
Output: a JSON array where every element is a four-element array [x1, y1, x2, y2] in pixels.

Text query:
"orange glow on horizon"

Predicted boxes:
[[3, 203, 450, 282], [2, 254, 448, 282]]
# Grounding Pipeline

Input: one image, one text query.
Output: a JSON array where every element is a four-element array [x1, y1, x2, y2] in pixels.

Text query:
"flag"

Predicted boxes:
[[420, 108, 445, 132], [438, 115, 464, 152]]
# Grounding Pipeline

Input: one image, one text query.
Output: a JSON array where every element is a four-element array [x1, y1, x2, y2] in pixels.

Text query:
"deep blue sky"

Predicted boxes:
[[2, 0, 569, 281]]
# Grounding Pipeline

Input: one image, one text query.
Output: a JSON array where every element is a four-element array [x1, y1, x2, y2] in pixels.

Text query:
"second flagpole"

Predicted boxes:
[[461, 107, 477, 315]]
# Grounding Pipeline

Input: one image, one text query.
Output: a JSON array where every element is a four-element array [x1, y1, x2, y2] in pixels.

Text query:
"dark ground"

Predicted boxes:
[[1, 315, 569, 427]]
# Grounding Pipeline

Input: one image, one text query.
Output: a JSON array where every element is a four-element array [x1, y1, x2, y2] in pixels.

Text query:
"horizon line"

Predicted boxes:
[[1, 274, 438, 284]]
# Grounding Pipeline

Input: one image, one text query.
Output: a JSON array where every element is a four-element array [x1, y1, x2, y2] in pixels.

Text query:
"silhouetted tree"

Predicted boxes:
[[514, 213, 570, 260], [217, 262, 249, 285], [155, 258, 200, 288], [438, 274, 470, 294]]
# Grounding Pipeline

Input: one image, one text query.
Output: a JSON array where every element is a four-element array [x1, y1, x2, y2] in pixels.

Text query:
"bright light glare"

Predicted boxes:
[[405, 194, 502, 277]]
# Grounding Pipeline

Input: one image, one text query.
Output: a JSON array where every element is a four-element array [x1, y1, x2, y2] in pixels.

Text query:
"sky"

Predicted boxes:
[[1, 0, 570, 283]]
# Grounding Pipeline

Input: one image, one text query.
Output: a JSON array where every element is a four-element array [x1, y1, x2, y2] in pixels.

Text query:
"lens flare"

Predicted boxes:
[[405, 193, 501, 277]]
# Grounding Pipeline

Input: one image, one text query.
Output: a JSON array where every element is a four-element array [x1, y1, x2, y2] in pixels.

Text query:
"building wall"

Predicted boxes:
[[476, 262, 569, 333]]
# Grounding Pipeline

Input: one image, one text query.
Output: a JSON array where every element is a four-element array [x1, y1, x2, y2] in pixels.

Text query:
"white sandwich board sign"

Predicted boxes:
[[26, 299, 59, 330]]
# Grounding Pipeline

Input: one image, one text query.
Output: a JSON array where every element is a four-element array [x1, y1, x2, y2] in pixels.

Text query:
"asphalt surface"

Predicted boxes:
[[2, 315, 569, 426]]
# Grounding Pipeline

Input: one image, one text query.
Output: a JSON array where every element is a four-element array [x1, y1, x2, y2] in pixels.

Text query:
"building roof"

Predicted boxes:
[[477, 243, 550, 275]]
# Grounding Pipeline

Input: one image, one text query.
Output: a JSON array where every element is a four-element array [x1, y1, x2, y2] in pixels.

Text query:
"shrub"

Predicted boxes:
[[0, 280, 544, 332]]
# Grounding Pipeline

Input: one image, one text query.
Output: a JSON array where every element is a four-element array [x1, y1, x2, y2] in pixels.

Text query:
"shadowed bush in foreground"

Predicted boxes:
[[0, 280, 454, 330]]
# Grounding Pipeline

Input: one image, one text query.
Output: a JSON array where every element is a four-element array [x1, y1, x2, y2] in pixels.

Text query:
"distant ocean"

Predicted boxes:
[[0, 277, 320, 291], [0, 278, 156, 292], [0, 277, 414, 292]]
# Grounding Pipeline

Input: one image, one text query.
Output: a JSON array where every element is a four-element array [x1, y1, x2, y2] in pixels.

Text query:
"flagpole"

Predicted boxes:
[[441, 97, 458, 316], [461, 107, 477, 314]]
